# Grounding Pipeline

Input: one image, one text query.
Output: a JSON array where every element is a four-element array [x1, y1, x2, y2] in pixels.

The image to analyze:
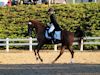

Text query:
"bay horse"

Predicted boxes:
[[28, 20, 75, 63]]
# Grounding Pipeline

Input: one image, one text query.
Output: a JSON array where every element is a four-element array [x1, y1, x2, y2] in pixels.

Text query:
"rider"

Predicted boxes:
[[47, 8, 62, 43]]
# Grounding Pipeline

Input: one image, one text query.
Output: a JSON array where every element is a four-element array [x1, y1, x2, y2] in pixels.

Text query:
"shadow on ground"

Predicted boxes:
[[0, 63, 100, 75]]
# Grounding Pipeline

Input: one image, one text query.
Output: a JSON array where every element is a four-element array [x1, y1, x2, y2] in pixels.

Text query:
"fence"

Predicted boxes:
[[0, 37, 37, 52], [0, 37, 100, 52]]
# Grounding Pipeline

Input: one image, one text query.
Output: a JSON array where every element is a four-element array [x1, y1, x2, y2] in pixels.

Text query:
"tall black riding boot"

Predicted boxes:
[[49, 32, 54, 43]]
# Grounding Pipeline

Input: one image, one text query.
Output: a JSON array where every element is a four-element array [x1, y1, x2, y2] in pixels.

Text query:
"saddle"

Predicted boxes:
[[45, 29, 61, 44]]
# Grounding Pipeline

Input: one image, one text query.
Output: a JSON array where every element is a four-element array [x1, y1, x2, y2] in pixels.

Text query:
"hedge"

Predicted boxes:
[[0, 3, 100, 50]]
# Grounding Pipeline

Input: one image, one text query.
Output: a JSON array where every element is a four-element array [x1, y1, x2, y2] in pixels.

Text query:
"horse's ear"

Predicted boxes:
[[29, 20, 32, 22]]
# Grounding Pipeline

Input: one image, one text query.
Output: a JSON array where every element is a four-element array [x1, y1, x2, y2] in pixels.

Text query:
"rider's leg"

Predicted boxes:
[[49, 32, 54, 43], [48, 24, 55, 43]]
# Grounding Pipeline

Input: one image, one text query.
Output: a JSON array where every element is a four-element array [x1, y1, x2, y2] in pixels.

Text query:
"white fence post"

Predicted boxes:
[[48, 0, 51, 7], [94, 0, 97, 3], [6, 38, 9, 52], [29, 37, 32, 51], [73, 0, 75, 4], [80, 38, 83, 51], [54, 44, 57, 51]]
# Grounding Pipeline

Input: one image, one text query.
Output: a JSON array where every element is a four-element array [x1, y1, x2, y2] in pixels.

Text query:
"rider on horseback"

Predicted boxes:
[[47, 8, 62, 43]]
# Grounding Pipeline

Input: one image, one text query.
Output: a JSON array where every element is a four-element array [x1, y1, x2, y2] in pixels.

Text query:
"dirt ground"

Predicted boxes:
[[0, 50, 100, 64]]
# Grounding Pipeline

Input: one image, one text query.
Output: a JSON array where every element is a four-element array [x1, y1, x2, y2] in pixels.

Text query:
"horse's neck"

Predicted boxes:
[[35, 25, 45, 35]]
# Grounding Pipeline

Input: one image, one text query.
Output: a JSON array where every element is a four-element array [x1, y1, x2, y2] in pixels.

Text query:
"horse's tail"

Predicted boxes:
[[75, 28, 85, 37], [75, 28, 85, 49]]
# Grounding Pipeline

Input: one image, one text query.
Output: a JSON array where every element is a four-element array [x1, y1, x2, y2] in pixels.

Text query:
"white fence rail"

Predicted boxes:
[[0, 37, 100, 52], [54, 37, 100, 51], [0, 37, 37, 52]]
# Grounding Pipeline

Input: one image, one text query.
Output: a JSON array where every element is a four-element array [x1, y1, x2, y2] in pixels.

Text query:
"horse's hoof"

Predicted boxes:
[[52, 61, 55, 64], [70, 61, 74, 64], [70, 58, 74, 64], [40, 59, 43, 62], [36, 57, 38, 60]]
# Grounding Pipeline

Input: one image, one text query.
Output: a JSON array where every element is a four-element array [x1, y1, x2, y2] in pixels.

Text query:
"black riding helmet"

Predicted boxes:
[[48, 8, 54, 12], [47, 8, 55, 15]]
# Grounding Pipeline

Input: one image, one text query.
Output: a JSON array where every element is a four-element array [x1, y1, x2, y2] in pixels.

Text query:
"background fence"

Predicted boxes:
[[0, 37, 100, 52]]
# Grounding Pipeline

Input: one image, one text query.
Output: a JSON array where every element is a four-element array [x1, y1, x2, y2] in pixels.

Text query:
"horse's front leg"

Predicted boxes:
[[33, 45, 38, 60], [36, 43, 44, 62]]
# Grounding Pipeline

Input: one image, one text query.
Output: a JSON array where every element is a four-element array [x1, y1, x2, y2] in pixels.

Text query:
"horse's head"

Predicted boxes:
[[28, 20, 45, 37], [28, 20, 34, 37]]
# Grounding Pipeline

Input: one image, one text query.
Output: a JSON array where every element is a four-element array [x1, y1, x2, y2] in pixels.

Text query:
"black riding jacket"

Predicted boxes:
[[50, 14, 62, 31]]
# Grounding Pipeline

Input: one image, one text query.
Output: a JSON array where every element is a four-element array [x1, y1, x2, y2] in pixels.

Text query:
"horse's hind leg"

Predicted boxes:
[[68, 46, 74, 63], [52, 45, 65, 63]]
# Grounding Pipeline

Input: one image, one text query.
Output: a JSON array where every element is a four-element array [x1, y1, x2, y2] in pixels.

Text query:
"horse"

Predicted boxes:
[[28, 20, 75, 63]]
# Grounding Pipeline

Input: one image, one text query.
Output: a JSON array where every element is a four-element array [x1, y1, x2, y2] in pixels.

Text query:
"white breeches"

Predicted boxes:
[[48, 23, 55, 33]]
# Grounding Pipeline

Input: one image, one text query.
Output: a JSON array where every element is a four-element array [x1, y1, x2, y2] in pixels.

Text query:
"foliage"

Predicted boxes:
[[0, 3, 100, 50]]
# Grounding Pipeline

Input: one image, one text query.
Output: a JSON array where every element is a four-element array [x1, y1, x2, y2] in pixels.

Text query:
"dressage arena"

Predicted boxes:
[[0, 50, 100, 64], [0, 50, 100, 75]]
